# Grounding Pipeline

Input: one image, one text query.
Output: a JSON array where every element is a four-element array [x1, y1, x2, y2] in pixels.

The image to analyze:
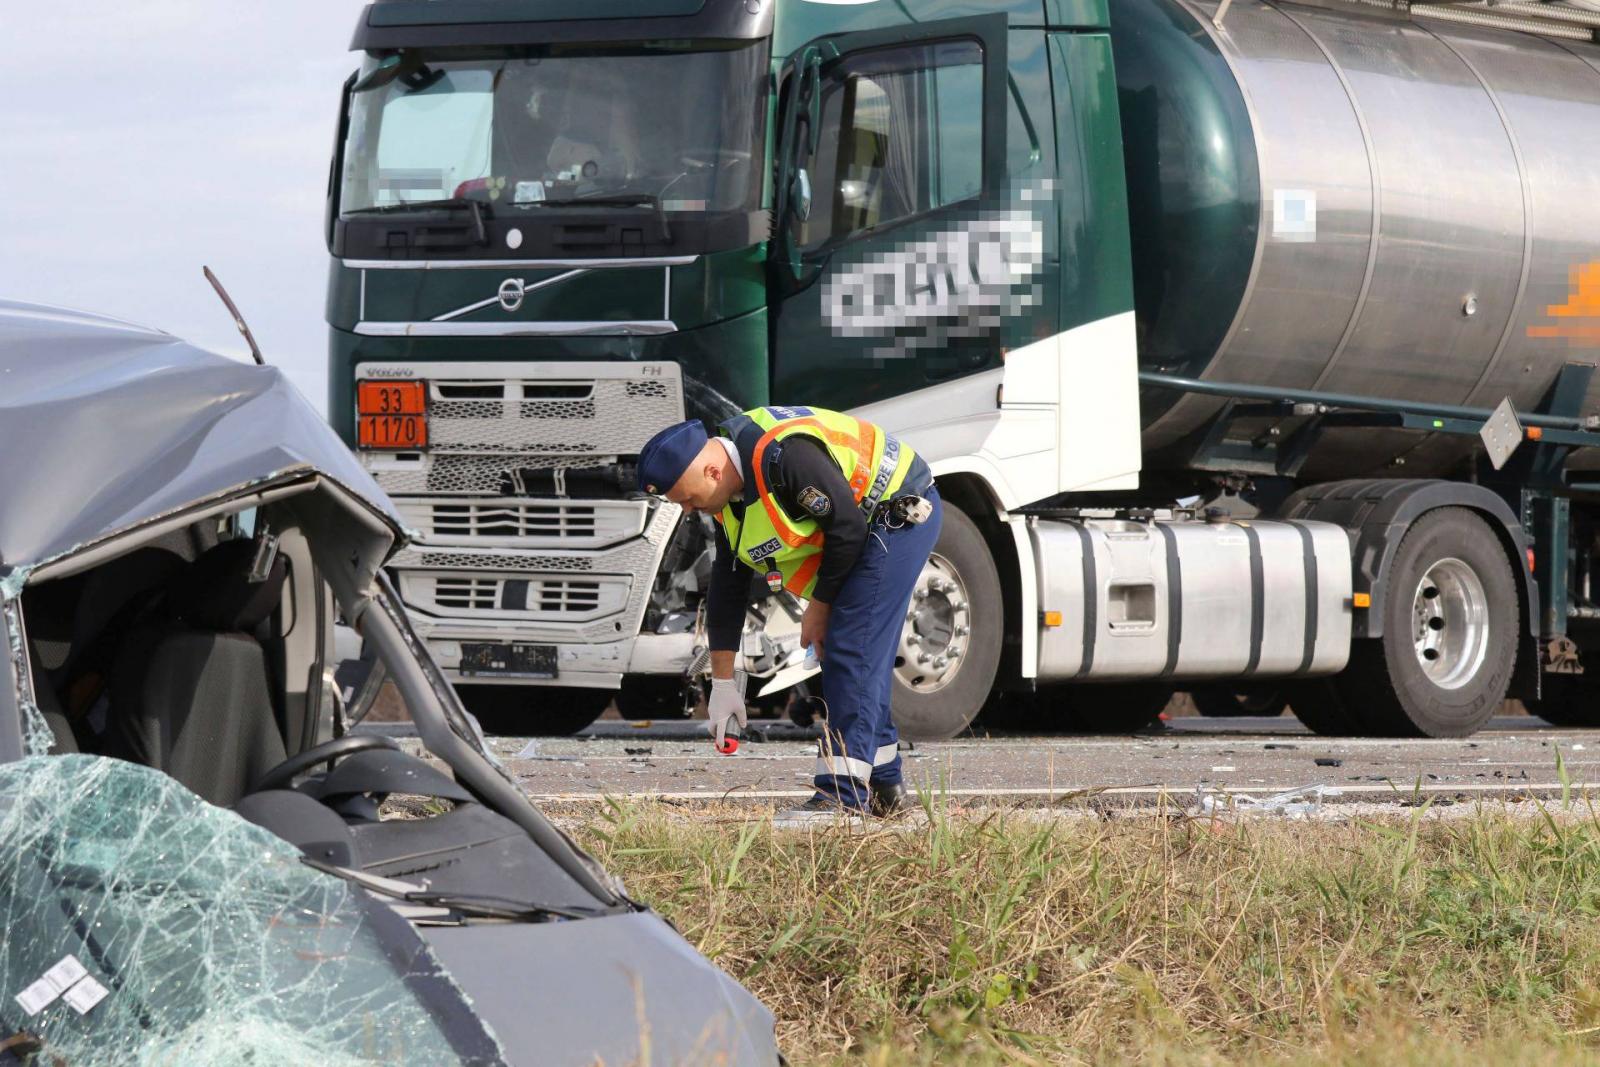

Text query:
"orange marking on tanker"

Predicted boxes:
[[1528, 262, 1600, 345]]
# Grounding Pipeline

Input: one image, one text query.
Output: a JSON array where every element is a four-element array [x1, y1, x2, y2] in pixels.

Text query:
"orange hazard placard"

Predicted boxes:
[[359, 414, 427, 450], [357, 379, 427, 450], [357, 380, 426, 415]]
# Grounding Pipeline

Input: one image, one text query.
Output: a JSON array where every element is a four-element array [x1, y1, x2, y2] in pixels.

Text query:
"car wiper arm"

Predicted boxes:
[[301, 857, 620, 922], [403, 890, 618, 922]]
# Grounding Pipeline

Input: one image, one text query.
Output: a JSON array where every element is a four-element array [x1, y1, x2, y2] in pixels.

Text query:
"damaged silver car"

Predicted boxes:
[[0, 300, 778, 1066]]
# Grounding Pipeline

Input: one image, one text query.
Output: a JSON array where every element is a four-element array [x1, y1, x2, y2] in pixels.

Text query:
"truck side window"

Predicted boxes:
[[799, 39, 984, 252]]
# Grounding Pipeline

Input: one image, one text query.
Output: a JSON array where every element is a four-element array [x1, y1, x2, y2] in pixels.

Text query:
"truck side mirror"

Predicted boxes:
[[773, 49, 826, 278]]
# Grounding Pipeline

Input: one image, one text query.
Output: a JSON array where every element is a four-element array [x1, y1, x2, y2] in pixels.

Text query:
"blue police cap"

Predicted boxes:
[[637, 419, 708, 495]]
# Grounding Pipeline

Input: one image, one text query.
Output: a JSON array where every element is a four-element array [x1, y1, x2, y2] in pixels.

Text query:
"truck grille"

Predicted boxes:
[[387, 503, 682, 640], [436, 502, 594, 538], [422, 372, 683, 455], [395, 498, 648, 548], [356, 361, 686, 644], [369, 453, 597, 496], [408, 574, 627, 623], [433, 577, 499, 612]]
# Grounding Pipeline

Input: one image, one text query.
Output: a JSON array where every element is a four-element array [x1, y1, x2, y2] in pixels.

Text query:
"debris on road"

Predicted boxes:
[[1196, 784, 1344, 820]]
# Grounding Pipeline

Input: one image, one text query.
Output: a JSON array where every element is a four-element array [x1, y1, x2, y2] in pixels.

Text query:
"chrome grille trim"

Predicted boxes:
[[394, 497, 648, 549]]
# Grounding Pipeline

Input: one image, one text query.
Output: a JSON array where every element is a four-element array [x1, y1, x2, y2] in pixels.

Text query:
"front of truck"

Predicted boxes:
[[326, 0, 775, 726]]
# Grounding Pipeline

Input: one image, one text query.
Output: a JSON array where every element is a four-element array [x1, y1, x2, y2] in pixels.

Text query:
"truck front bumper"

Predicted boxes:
[[410, 618, 700, 689]]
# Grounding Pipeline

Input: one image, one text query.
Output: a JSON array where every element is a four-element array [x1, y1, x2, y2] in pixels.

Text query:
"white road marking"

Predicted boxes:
[[525, 780, 1595, 803]]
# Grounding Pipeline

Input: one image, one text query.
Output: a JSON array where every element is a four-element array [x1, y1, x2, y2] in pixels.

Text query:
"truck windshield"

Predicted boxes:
[[339, 43, 768, 219]]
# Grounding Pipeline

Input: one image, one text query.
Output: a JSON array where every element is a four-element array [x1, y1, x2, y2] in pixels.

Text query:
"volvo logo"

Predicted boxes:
[[497, 278, 526, 313]]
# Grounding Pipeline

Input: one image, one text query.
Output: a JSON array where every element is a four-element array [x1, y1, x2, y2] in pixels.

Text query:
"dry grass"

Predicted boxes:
[[573, 794, 1600, 1065]]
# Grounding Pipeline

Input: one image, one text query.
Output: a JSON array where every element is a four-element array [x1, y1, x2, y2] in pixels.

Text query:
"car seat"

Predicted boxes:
[[106, 540, 289, 806]]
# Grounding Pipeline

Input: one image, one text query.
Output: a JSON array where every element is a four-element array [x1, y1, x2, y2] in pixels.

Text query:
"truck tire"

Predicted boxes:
[[456, 684, 612, 736], [891, 502, 1002, 741], [1532, 674, 1600, 726], [1282, 678, 1364, 736], [1054, 682, 1172, 733], [977, 685, 1168, 734], [615, 677, 690, 720], [1337, 507, 1519, 738], [1191, 684, 1289, 718]]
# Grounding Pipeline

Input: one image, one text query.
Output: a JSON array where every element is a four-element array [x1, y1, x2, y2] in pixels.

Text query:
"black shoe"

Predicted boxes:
[[870, 781, 910, 817]]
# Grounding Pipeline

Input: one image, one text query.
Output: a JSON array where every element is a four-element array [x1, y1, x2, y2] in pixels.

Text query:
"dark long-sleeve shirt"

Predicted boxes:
[[704, 437, 867, 651]]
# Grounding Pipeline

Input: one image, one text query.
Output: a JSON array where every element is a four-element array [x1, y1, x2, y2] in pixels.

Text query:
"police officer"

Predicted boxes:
[[637, 406, 942, 823]]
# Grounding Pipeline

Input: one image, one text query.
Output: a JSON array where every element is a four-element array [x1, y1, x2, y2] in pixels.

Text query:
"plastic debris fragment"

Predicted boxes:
[[1196, 783, 1343, 820]]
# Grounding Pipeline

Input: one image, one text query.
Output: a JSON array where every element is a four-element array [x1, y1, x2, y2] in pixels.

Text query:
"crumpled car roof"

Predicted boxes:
[[0, 300, 401, 573]]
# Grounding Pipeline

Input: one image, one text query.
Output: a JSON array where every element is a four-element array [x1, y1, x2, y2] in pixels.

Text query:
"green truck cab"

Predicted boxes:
[[328, 0, 1600, 741], [327, 0, 1149, 737]]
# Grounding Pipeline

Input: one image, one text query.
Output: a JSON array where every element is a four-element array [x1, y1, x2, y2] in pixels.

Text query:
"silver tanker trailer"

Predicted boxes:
[[322, 0, 1600, 739]]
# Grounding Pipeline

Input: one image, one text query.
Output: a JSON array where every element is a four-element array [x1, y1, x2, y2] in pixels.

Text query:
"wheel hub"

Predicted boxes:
[[1410, 556, 1489, 690], [896, 553, 970, 694]]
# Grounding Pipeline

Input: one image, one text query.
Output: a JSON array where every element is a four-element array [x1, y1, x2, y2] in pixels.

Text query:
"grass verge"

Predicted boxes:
[[572, 796, 1600, 1065]]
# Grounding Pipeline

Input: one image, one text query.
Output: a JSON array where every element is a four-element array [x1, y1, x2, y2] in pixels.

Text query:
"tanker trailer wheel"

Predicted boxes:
[[456, 684, 613, 736], [1281, 677, 1364, 736], [1341, 507, 1518, 738], [615, 676, 692, 721], [1191, 684, 1289, 718], [890, 502, 1002, 741]]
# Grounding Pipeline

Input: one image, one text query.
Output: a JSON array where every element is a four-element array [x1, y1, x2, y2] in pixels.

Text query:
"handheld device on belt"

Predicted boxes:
[[878, 494, 933, 528]]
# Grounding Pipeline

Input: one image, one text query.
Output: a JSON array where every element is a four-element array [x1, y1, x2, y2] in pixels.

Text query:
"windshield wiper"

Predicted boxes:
[[345, 196, 489, 217], [525, 193, 673, 247], [403, 889, 618, 922], [525, 194, 661, 210], [302, 857, 621, 922], [344, 197, 489, 246]]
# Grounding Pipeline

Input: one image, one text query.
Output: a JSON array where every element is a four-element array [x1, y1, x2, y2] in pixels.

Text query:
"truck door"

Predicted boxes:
[[767, 16, 1015, 412]]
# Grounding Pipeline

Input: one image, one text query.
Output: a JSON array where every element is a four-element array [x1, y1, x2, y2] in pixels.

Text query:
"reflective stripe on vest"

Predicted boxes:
[[716, 407, 916, 598]]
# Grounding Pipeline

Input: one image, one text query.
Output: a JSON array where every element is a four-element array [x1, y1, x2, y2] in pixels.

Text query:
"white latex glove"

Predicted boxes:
[[708, 676, 747, 746]]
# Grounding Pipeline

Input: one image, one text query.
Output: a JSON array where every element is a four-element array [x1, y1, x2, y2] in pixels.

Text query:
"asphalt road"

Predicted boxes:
[[473, 715, 1600, 811]]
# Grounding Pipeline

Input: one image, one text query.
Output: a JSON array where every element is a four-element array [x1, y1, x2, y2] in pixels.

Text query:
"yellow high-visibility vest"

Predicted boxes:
[[716, 406, 916, 598]]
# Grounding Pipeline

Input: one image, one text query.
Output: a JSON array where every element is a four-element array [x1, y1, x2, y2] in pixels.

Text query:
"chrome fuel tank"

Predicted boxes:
[[1031, 516, 1352, 681], [1115, 0, 1600, 477]]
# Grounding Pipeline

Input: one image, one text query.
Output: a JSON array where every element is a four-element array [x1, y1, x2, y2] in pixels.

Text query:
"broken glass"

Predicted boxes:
[[2, 596, 55, 759], [0, 754, 505, 1065]]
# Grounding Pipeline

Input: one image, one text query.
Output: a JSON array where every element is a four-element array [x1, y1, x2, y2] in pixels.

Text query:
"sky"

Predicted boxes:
[[0, 3, 368, 412]]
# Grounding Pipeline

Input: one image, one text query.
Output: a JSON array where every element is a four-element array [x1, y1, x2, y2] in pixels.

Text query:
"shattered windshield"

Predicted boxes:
[[0, 756, 504, 1064], [339, 43, 768, 216]]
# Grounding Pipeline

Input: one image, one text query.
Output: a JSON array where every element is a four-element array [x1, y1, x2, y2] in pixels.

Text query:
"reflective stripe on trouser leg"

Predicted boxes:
[[815, 755, 873, 783], [819, 490, 942, 803]]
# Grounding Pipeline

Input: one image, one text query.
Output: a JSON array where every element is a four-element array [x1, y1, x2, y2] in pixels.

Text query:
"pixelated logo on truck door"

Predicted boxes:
[[821, 185, 1048, 359]]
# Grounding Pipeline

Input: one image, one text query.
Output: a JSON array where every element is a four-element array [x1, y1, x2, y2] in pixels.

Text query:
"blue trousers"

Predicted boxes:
[[815, 490, 943, 808]]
